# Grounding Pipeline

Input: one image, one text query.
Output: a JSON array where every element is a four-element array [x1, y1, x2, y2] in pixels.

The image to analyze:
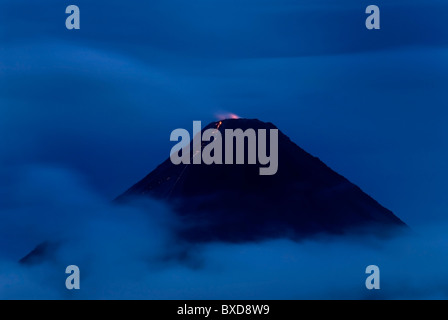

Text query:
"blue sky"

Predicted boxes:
[[1, 0, 447, 228], [1, 0, 448, 300]]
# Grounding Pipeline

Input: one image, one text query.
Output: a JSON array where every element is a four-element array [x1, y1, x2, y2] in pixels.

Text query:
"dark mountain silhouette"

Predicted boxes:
[[117, 118, 406, 242]]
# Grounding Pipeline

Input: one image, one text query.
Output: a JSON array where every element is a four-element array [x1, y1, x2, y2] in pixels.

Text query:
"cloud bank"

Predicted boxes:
[[0, 165, 447, 300]]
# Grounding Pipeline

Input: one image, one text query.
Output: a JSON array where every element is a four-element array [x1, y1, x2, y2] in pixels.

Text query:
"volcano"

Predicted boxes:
[[117, 118, 406, 242]]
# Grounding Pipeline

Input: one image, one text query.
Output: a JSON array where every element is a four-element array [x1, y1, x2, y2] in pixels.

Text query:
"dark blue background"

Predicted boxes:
[[1, 0, 447, 227]]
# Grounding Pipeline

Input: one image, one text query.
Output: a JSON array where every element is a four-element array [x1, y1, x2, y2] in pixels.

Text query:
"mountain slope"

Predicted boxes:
[[117, 118, 406, 242]]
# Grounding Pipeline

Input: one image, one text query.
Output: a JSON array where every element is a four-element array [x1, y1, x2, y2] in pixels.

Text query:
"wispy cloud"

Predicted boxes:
[[1, 165, 448, 299]]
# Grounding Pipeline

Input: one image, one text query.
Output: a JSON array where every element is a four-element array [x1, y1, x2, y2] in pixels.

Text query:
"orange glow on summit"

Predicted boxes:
[[215, 113, 240, 120]]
